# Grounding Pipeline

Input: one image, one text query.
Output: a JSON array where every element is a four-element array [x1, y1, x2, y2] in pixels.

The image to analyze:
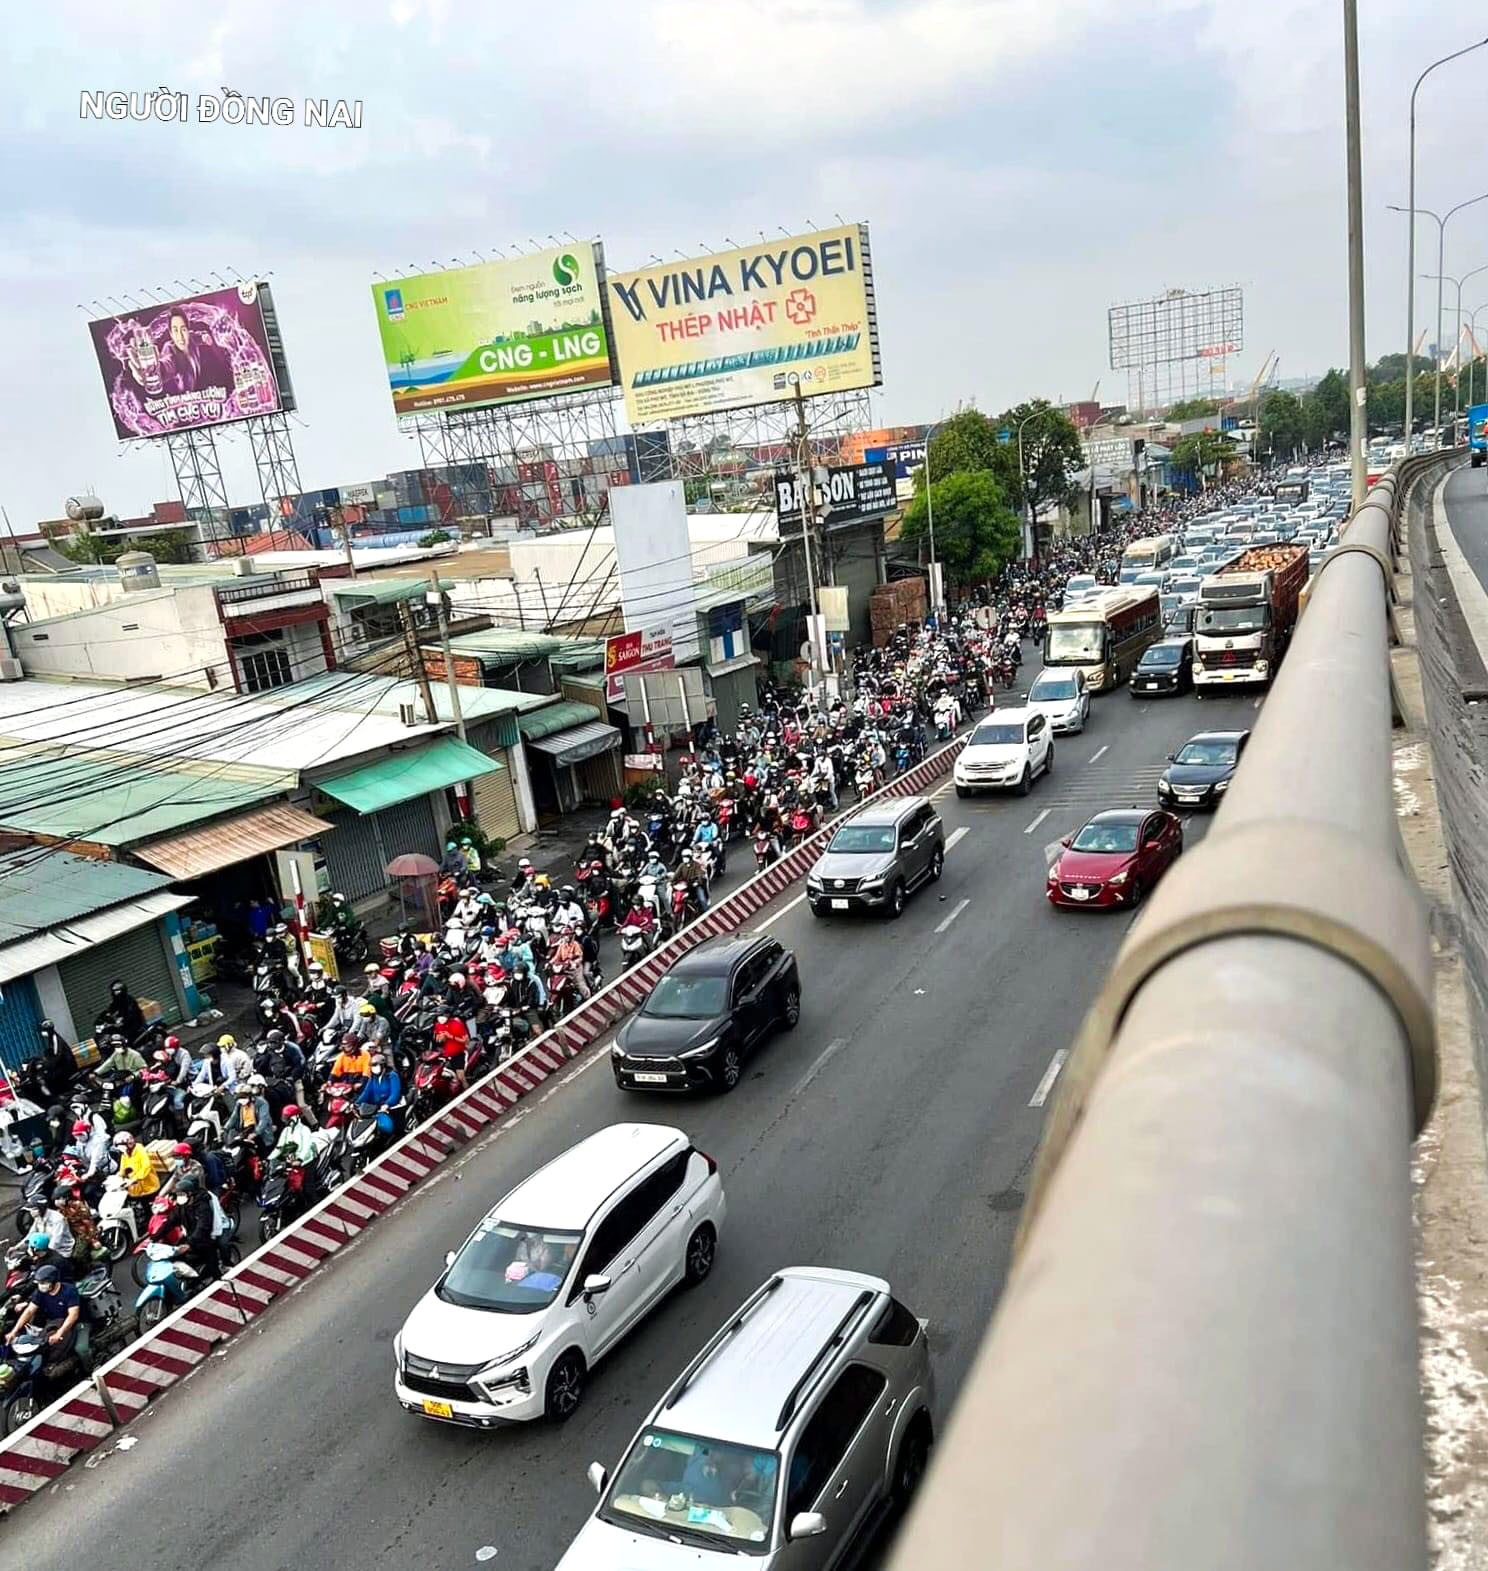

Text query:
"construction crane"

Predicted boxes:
[[1224, 351, 1277, 418]]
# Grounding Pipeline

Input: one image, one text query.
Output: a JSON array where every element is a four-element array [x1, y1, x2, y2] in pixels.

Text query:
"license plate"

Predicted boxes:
[[1138, 681, 1156, 689], [422, 1399, 453, 1419], [831, 899, 849, 909], [633, 1072, 669, 1084], [1069, 887, 1091, 901], [1221, 672, 1238, 681], [1177, 792, 1201, 802]]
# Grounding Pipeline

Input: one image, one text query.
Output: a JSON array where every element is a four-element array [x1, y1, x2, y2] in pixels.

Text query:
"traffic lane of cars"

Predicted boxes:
[[0, 692, 1258, 1571]]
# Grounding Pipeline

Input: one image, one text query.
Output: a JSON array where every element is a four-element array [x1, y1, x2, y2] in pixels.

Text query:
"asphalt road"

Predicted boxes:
[[5, 684, 1263, 1571], [1444, 464, 1488, 595]]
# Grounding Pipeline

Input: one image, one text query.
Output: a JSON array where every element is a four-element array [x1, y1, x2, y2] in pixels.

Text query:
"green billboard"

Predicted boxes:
[[370, 243, 614, 416]]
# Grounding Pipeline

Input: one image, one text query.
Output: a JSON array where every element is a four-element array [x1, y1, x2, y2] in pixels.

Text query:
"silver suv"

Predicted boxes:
[[806, 795, 945, 918], [558, 1266, 934, 1570]]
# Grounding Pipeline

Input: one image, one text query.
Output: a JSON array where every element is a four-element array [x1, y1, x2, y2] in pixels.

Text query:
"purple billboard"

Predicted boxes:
[[88, 283, 289, 439]]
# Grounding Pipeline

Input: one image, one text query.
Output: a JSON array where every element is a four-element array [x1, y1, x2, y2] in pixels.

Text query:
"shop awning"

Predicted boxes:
[[518, 700, 603, 741], [524, 719, 621, 768], [315, 736, 501, 815], [0, 892, 194, 984], [133, 803, 334, 880]]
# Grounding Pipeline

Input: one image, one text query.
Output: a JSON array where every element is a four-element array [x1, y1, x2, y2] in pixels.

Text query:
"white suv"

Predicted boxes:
[[559, 1266, 934, 1570], [393, 1123, 726, 1426], [953, 706, 1053, 797]]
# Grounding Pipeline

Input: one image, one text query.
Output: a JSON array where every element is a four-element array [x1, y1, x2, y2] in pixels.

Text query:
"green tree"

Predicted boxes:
[[994, 399, 1083, 527], [1258, 389, 1307, 459], [920, 408, 1024, 507], [1168, 430, 1234, 483], [1165, 397, 1222, 422], [55, 527, 196, 565], [900, 470, 1021, 586], [1369, 353, 1410, 383], [1303, 368, 1349, 447]]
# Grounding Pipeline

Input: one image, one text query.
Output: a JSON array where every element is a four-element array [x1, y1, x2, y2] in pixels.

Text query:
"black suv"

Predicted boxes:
[[611, 935, 801, 1094]]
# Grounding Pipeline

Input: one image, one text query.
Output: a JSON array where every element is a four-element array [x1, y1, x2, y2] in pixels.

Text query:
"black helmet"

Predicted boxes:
[[265, 1029, 285, 1044], [110, 980, 126, 996]]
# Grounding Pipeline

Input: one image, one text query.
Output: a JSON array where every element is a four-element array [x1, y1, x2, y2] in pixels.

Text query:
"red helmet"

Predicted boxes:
[[282, 1105, 301, 1121], [172, 1142, 193, 1157], [164, 1035, 180, 1051], [71, 1119, 90, 1136]]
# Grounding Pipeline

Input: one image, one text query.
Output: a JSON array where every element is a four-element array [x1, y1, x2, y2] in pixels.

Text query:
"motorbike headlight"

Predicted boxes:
[[678, 1036, 721, 1061]]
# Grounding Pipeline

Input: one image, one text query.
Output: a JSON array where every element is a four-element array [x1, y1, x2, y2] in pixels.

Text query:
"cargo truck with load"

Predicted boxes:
[[1192, 544, 1308, 691]]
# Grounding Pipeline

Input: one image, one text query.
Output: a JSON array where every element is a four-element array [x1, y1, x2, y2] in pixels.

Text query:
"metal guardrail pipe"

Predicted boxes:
[[891, 463, 1439, 1571]]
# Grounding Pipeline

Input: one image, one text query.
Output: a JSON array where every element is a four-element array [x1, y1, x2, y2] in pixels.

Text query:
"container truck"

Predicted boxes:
[[1192, 544, 1309, 691]]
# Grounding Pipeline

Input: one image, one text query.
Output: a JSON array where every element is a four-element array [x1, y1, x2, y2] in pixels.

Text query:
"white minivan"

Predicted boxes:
[[394, 1123, 726, 1426]]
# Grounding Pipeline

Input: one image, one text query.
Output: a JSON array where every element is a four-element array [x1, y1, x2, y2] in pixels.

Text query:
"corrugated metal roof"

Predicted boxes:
[[0, 754, 293, 847], [517, 700, 604, 740], [323, 577, 433, 604], [0, 849, 180, 943], [132, 803, 333, 880], [314, 736, 502, 814], [447, 629, 605, 668], [0, 891, 194, 984], [523, 719, 621, 767]]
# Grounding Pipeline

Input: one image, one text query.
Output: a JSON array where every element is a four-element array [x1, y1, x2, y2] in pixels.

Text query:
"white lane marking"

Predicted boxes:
[[1088, 744, 1109, 763], [1024, 807, 1051, 836], [945, 825, 970, 851], [934, 897, 970, 934], [1029, 1048, 1070, 1107], [791, 1036, 850, 1099], [757, 891, 808, 931]]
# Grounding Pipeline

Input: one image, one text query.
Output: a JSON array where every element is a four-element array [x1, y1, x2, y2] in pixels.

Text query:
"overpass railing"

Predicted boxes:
[[890, 458, 1445, 1571]]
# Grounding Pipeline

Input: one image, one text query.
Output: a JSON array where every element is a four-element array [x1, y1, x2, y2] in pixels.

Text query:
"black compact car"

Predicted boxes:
[[1157, 729, 1251, 810], [611, 935, 801, 1094], [1131, 636, 1195, 697]]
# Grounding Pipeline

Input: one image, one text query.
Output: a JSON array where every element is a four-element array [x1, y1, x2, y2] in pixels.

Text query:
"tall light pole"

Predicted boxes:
[[920, 418, 945, 615], [1344, 0, 1368, 509], [1390, 197, 1488, 440], [1422, 264, 1488, 425], [1014, 410, 1042, 560], [1467, 301, 1488, 404], [1400, 38, 1488, 445]]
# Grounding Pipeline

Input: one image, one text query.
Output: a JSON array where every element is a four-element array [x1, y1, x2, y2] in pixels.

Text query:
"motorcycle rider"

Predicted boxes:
[[675, 847, 710, 910], [35, 1020, 77, 1103], [328, 1035, 372, 1090], [692, 811, 725, 877], [554, 885, 587, 934], [349, 999, 392, 1050], [155, 1034, 194, 1117], [445, 971, 480, 1020], [504, 962, 548, 1037], [99, 979, 148, 1044], [356, 1053, 403, 1139], [460, 836, 483, 876], [95, 1032, 146, 1080], [548, 924, 591, 1001], [51, 1177, 101, 1262], [4, 1264, 81, 1358], [439, 840, 467, 879], [33, 1189, 76, 1264], [158, 1140, 206, 1199], [170, 1175, 223, 1282], [269, 1105, 320, 1170], [111, 1131, 160, 1200], [67, 1117, 114, 1198], [224, 1082, 275, 1153]]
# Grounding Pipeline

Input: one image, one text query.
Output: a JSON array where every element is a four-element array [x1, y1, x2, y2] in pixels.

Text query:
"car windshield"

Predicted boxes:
[[603, 1428, 779, 1552], [971, 723, 1024, 746], [1176, 739, 1238, 766], [1071, 822, 1140, 853], [643, 974, 729, 1019], [1141, 646, 1184, 667], [1198, 605, 1269, 633], [1030, 677, 1077, 702], [437, 1219, 583, 1313], [1046, 623, 1105, 662], [828, 825, 896, 853]]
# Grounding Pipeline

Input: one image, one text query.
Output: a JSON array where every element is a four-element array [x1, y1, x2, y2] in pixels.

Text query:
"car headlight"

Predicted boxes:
[[807, 874, 823, 890], [393, 1331, 404, 1370], [1157, 777, 1172, 793], [1214, 777, 1231, 793], [1046, 864, 1059, 882], [678, 1035, 721, 1061], [861, 876, 884, 890], [611, 1041, 625, 1059], [1109, 870, 1129, 886], [1254, 659, 1269, 674], [476, 1367, 531, 1400], [479, 1334, 540, 1375]]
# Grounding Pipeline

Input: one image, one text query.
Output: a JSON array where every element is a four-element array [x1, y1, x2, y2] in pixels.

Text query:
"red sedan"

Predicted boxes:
[[1046, 808, 1183, 910]]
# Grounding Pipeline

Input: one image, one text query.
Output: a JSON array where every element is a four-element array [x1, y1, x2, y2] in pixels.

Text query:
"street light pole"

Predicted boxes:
[[921, 418, 944, 615], [1345, 0, 1368, 510], [1421, 264, 1488, 431], [1400, 38, 1488, 443], [1014, 410, 1041, 561], [1466, 301, 1488, 404]]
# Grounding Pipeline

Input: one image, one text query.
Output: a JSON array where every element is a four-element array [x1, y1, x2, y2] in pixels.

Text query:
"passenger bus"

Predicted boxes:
[[1118, 533, 1178, 582], [1042, 586, 1162, 692]]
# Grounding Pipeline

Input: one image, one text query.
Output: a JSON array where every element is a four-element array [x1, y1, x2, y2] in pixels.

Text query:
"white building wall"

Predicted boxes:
[[13, 585, 228, 687]]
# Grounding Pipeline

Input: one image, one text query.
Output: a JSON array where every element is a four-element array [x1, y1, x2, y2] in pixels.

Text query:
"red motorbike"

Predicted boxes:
[[129, 1194, 184, 1287], [410, 1050, 461, 1125]]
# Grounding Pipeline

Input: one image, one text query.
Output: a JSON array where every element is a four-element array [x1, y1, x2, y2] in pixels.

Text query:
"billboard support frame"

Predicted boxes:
[[164, 426, 231, 558], [1107, 286, 1244, 411], [245, 411, 305, 543]]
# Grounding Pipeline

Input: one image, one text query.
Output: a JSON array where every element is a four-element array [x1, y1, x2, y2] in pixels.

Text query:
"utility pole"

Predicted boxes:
[[335, 511, 357, 579], [430, 586, 466, 742], [398, 594, 438, 725], [792, 384, 824, 691], [1344, 0, 1368, 510]]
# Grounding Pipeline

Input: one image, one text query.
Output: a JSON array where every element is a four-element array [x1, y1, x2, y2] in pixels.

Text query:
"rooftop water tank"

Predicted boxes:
[[116, 551, 161, 592]]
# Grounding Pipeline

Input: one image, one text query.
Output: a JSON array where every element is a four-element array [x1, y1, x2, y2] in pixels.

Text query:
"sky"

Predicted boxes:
[[1, 0, 1485, 525]]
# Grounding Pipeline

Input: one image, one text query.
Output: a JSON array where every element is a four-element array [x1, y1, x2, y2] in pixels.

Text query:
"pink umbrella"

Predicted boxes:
[[385, 853, 439, 877]]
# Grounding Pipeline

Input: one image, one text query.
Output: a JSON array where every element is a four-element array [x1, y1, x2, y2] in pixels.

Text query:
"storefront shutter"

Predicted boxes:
[[0, 974, 44, 1073], [59, 921, 181, 1038], [471, 759, 521, 846], [323, 809, 387, 903], [374, 795, 440, 865]]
